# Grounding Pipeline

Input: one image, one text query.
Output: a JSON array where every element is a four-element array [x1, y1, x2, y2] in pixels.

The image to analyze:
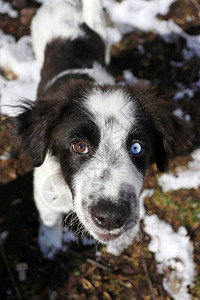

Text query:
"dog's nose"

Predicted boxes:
[[91, 201, 130, 230]]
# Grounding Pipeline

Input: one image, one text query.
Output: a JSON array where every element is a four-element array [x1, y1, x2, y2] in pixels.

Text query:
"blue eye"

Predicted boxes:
[[130, 142, 143, 155]]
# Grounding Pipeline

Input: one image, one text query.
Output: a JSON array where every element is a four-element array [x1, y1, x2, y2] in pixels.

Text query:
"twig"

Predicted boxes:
[[0, 242, 22, 300], [192, 0, 200, 11], [141, 253, 157, 300], [86, 258, 112, 271]]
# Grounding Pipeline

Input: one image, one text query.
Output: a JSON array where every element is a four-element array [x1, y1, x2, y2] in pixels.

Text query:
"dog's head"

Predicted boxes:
[[14, 80, 191, 243]]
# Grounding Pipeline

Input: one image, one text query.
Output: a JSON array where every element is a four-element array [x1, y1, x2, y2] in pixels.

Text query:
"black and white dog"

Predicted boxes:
[[15, 0, 190, 258]]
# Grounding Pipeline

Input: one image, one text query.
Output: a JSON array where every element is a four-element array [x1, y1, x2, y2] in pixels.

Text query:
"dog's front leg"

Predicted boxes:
[[34, 184, 63, 259], [38, 217, 63, 259], [33, 155, 73, 258]]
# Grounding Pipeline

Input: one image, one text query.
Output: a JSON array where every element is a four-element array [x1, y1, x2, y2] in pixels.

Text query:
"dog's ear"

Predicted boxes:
[[13, 80, 92, 167], [129, 85, 192, 172], [150, 104, 190, 172], [13, 100, 60, 167]]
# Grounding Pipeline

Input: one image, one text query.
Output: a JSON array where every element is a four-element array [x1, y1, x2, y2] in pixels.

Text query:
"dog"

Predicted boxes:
[[14, 0, 190, 258]]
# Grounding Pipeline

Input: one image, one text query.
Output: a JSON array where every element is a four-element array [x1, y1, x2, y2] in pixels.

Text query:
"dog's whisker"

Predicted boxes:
[[73, 223, 85, 237], [70, 215, 79, 227]]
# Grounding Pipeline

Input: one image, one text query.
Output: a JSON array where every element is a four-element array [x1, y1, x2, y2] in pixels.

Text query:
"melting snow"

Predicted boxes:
[[103, 0, 176, 35], [143, 214, 196, 300], [103, 0, 200, 60], [0, 31, 40, 116], [158, 149, 200, 192], [173, 108, 191, 122], [173, 88, 194, 101], [0, 0, 18, 18], [139, 190, 196, 299]]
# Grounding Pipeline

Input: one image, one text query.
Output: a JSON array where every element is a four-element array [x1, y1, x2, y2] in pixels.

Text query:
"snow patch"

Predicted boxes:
[[0, 231, 8, 245], [173, 108, 191, 122], [158, 149, 200, 192], [144, 214, 196, 300], [0, 31, 40, 116], [173, 88, 194, 101], [123, 70, 139, 85], [139, 189, 155, 219], [107, 26, 122, 44], [103, 0, 176, 35], [103, 0, 200, 58], [0, 0, 18, 18]]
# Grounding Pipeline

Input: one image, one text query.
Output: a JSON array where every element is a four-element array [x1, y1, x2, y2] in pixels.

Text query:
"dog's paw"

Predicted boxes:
[[38, 222, 63, 259]]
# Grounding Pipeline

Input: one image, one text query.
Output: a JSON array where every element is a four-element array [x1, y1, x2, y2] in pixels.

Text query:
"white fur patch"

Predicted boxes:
[[84, 89, 134, 130], [44, 62, 114, 91], [31, 0, 108, 68], [34, 153, 73, 226], [82, 0, 107, 41], [34, 154, 73, 257]]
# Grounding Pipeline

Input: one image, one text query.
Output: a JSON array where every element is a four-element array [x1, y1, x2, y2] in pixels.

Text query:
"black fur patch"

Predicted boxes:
[[38, 23, 106, 98], [124, 85, 192, 171]]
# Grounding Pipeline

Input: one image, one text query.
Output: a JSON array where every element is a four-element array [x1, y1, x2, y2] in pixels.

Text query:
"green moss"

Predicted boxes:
[[178, 198, 200, 228], [73, 270, 81, 276], [5, 145, 12, 152], [155, 173, 161, 180], [0, 125, 6, 131], [152, 189, 179, 210], [191, 275, 200, 298]]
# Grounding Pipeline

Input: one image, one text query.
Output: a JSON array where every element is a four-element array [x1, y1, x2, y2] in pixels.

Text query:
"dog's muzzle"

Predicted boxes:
[[91, 200, 130, 231]]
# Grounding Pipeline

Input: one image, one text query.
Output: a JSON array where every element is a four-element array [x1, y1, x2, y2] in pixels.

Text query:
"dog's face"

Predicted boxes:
[[57, 87, 147, 242], [15, 81, 190, 244]]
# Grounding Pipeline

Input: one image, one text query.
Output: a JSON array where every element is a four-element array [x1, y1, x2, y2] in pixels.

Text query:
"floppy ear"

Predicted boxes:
[[13, 100, 60, 167], [150, 103, 191, 172], [129, 85, 192, 172], [13, 80, 92, 167]]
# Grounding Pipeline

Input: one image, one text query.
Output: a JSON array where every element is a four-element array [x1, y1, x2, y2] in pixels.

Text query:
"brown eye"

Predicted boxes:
[[72, 142, 89, 154]]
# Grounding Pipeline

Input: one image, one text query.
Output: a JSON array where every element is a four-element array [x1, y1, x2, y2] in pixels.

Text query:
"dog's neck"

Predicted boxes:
[[43, 62, 114, 92]]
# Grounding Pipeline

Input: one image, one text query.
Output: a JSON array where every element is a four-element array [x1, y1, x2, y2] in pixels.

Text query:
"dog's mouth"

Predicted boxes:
[[94, 231, 121, 243]]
